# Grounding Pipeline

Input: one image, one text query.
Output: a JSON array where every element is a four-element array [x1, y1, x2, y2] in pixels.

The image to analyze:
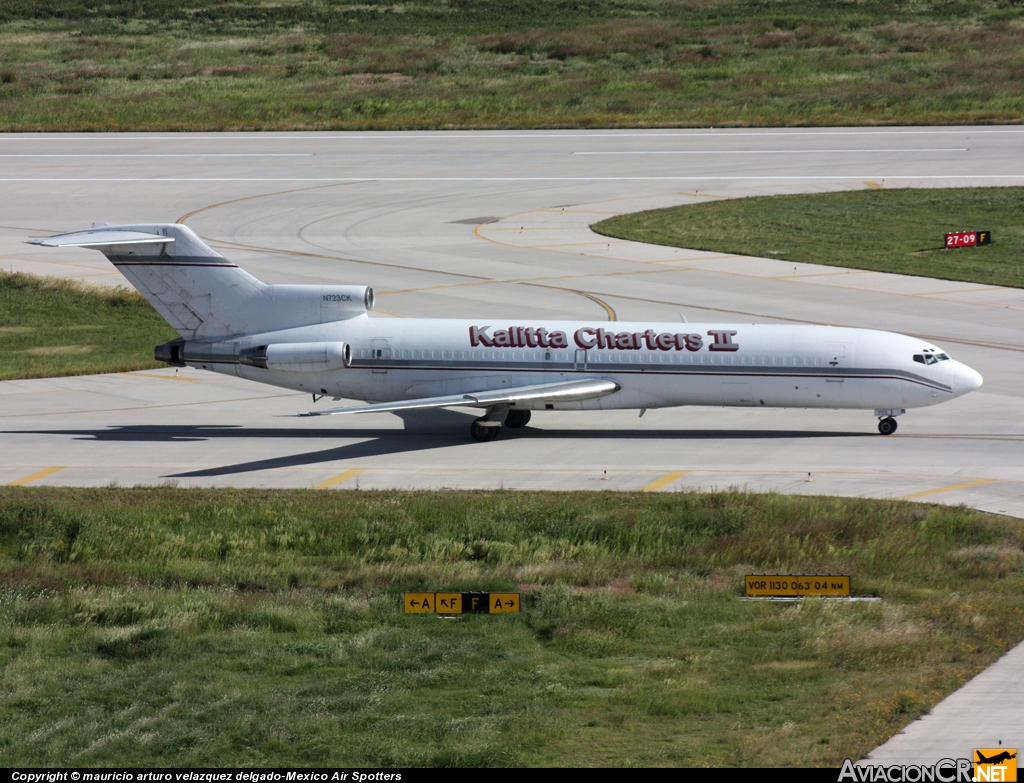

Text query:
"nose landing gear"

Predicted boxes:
[[874, 408, 904, 436]]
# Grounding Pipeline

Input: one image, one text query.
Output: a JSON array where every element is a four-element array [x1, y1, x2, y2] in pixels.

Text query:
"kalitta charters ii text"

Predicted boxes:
[[468, 325, 741, 352]]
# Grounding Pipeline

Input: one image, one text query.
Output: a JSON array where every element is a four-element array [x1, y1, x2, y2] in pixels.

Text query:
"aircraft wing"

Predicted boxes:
[[292, 378, 620, 417]]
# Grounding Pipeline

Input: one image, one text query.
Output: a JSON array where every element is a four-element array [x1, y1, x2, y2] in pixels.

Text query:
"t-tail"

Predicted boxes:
[[28, 224, 374, 349]]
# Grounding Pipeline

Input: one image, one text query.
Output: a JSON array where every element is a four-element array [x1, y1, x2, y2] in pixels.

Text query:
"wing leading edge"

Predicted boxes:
[[292, 378, 621, 417]]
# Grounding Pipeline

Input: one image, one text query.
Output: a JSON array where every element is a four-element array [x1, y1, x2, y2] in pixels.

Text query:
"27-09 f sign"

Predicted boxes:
[[945, 230, 991, 248]]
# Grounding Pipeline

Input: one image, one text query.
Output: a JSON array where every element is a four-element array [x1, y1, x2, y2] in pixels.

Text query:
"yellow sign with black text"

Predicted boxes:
[[975, 749, 1017, 782], [404, 592, 435, 613], [436, 593, 462, 614], [404, 592, 521, 615], [745, 575, 851, 597]]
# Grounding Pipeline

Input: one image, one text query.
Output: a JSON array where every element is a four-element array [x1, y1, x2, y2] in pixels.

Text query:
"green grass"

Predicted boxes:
[[593, 187, 1024, 288], [2, 487, 1024, 766], [2, 1, 1024, 130], [0, 271, 177, 380]]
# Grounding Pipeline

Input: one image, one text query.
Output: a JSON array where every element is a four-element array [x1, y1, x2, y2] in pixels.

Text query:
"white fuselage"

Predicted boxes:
[[185, 316, 982, 413]]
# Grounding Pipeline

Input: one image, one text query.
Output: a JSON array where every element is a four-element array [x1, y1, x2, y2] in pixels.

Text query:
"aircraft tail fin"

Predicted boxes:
[[29, 224, 373, 339]]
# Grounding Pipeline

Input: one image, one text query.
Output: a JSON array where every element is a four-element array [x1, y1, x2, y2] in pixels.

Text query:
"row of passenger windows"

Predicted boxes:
[[359, 348, 831, 366]]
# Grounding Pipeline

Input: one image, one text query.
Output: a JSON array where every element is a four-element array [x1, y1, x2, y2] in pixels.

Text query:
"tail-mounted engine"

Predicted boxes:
[[156, 339, 350, 373]]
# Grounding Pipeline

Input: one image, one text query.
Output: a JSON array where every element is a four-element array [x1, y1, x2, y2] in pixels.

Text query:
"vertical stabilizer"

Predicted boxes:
[[29, 224, 373, 339]]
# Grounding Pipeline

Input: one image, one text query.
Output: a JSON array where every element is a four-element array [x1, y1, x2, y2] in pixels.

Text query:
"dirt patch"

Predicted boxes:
[[25, 345, 94, 355], [0, 326, 32, 335]]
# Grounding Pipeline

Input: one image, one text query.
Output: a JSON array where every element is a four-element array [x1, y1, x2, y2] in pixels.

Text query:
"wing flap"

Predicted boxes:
[[293, 378, 620, 418], [27, 229, 174, 248]]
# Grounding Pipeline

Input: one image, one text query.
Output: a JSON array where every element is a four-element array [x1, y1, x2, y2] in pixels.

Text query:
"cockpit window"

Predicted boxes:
[[914, 350, 950, 366]]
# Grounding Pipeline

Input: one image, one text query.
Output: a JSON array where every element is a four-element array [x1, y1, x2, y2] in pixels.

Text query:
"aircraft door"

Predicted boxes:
[[826, 342, 855, 368], [370, 338, 390, 374], [574, 348, 588, 371]]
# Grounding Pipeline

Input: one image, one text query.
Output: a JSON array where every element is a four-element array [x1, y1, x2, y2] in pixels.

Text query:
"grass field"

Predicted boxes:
[[0, 271, 176, 380], [2, 487, 1023, 766], [1, 1, 1024, 130], [593, 187, 1024, 288]]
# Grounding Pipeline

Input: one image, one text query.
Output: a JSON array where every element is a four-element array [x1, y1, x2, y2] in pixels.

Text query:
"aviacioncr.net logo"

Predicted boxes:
[[839, 758, 973, 782]]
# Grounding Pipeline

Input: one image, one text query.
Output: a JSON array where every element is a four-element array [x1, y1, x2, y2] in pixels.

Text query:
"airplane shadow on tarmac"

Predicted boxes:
[[6, 409, 872, 479]]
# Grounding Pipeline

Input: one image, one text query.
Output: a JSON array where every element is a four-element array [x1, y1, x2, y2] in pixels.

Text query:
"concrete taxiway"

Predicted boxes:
[[1, 129, 1023, 517]]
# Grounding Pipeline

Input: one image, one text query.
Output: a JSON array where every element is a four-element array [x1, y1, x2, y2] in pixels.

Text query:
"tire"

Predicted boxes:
[[878, 417, 898, 436], [470, 419, 499, 442], [504, 410, 531, 429]]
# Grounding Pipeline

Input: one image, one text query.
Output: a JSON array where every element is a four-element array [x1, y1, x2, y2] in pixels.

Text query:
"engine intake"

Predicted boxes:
[[154, 338, 186, 367]]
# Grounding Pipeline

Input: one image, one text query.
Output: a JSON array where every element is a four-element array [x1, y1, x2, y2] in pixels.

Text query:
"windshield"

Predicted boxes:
[[913, 350, 950, 366]]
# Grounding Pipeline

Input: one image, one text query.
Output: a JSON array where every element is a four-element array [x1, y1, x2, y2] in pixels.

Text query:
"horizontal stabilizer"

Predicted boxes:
[[292, 378, 620, 418], [28, 229, 173, 248]]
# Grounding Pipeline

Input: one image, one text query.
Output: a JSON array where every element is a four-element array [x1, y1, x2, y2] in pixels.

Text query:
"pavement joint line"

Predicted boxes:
[[525, 242, 627, 249], [7, 466, 66, 486], [641, 470, 691, 492], [11, 176, 1024, 182], [773, 270, 872, 279], [0, 392, 304, 419], [1, 466, 1020, 484], [121, 372, 201, 382], [313, 468, 366, 490], [902, 478, 997, 499], [3, 130, 1024, 140]]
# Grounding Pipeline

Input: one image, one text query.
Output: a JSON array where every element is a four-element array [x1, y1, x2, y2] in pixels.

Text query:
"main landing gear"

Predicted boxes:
[[469, 408, 532, 442], [470, 418, 500, 442], [874, 408, 904, 436], [504, 410, 531, 429]]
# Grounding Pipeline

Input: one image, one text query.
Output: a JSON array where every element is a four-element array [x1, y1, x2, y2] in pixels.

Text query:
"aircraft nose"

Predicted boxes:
[[953, 362, 983, 395]]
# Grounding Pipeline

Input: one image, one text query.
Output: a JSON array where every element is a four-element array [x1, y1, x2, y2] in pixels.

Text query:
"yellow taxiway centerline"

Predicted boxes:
[[7, 466, 67, 486], [902, 478, 996, 500], [314, 468, 367, 490], [641, 470, 691, 492]]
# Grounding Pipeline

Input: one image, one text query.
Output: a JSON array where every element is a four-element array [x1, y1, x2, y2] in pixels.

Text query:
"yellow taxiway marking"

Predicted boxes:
[[314, 468, 367, 490], [7, 466, 66, 486], [908, 286, 1007, 297], [902, 478, 996, 500], [863, 181, 884, 189], [525, 241, 628, 249], [123, 372, 201, 382], [525, 284, 616, 321], [641, 470, 691, 492], [778, 270, 871, 280]]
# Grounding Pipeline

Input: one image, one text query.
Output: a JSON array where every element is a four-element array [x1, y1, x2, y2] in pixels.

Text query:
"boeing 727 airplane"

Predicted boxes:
[[30, 223, 983, 441]]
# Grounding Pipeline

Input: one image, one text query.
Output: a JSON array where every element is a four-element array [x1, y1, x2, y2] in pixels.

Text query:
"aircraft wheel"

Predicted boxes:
[[878, 417, 898, 436], [471, 418, 499, 442], [504, 410, 531, 429]]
